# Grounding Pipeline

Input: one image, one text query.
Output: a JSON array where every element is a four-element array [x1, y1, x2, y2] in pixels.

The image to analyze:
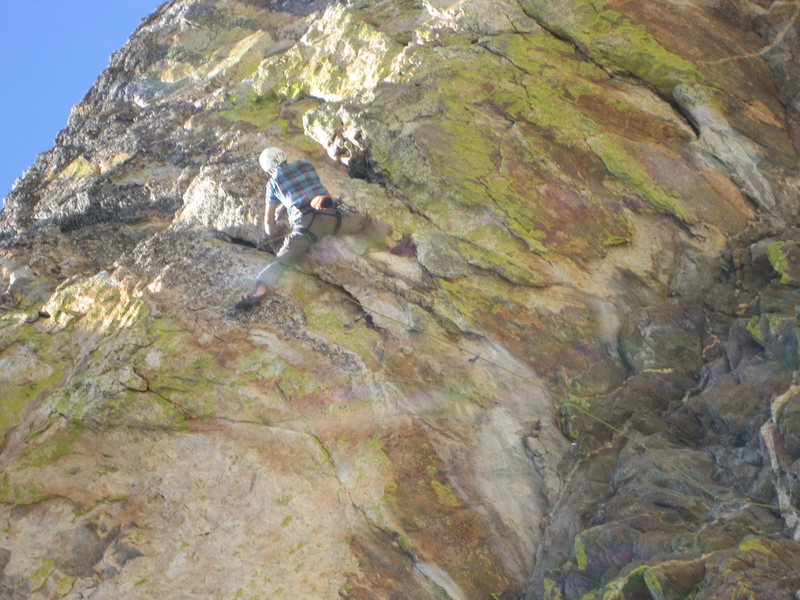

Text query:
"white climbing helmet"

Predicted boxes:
[[259, 147, 287, 172]]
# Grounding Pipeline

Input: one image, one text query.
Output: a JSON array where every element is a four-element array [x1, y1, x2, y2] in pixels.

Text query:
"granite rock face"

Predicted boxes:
[[1, 1, 799, 598]]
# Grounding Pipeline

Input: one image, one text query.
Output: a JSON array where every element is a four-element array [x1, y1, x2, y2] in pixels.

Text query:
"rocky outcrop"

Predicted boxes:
[[1, 1, 799, 598]]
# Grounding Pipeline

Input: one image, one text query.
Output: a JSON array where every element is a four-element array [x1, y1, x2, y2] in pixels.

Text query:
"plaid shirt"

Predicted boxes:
[[266, 160, 328, 223]]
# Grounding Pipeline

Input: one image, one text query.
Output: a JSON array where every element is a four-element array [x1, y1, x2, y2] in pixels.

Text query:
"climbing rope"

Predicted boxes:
[[254, 231, 289, 252]]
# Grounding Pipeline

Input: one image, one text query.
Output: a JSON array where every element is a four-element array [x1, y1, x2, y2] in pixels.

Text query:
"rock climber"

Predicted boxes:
[[235, 147, 368, 309]]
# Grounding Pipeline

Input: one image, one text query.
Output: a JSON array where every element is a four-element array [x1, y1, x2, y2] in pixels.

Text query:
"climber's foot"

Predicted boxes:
[[234, 291, 269, 310]]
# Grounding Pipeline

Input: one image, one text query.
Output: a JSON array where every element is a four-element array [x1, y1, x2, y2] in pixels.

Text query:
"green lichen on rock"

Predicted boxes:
[[346, 24, 676, 262], [742, 313, 799, 367], [0, 472, 47, 506], [0, 320, 71, 434], [277, 365, 322, 400], [430, 480, 461, 507], [57, 155, 99, 182], [219, 93, 283, 129], [766, 241, 800, 286], [593, 564, 656, 599], [39, 279, 186, 427], [429, 276, 503, 335], [56, 575, 78, 595], [382, 480, 398, 503], [543, 577, 565, 600], [253, 4, 402, 103], [560, 395, 593, 440], [235, 348, 284, 379], [26, 560, 57, 593], [745, 314, 770, 347], [413, 229, 546, 286], [303, 298, 381, 366], [0, 422, 85, 506], [738, 537, 780, 559], [15, 273, 256, 429], [364, 434, 391, 468], [16, 422, 84, 469], [574, 532, 590, 571], [585, 136, 689, 220], [641, 568, 664, 600], [218, 94, 322, 153], [518, 0, 702, 95]]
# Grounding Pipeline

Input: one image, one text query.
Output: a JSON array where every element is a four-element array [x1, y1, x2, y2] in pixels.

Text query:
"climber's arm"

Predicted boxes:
[[265, 203, 279, 237]]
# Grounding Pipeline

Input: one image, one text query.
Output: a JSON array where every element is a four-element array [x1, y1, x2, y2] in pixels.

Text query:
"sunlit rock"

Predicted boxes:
[[1, 1, 799, 598]]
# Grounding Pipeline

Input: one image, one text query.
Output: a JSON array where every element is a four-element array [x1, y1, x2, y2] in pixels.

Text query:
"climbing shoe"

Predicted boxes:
[[234, 294, 266, 310]]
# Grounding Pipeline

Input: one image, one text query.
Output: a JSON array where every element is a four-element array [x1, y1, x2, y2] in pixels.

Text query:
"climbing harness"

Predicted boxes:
[[292, 196, 343, 244], [256, 196, 347, 251]]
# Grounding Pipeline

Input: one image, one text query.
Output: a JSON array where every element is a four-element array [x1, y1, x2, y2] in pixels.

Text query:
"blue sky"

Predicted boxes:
[[0, 1, 164, 208]]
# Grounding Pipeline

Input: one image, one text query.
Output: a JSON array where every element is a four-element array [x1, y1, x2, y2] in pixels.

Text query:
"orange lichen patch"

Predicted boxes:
[[378, 426, 515, 598], [575, 92, 692, 144], [623, 140, 754, 232], [743, 99, 787, 130], [343, 529, 441, 599]]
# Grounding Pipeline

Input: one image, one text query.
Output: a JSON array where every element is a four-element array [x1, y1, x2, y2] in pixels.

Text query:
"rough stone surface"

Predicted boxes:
[[1, 1, 800, 598]]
